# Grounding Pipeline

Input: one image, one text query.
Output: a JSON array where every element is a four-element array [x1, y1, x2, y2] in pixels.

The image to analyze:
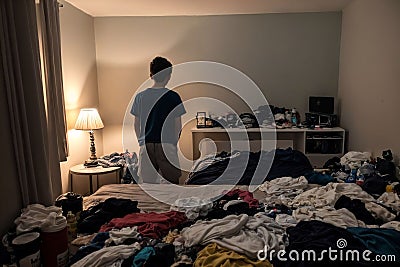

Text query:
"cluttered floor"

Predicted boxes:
[[2, 149, 400, 267]]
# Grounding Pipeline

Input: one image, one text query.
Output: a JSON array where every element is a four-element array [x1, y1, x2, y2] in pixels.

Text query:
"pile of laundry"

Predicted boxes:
[[325, 150, 400, 197], [187, 148, 318, 185], [97, 151, 139, 184]]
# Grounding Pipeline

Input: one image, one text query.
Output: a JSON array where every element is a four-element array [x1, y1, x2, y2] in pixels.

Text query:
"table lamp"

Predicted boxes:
[[74, 108, 104, 166]]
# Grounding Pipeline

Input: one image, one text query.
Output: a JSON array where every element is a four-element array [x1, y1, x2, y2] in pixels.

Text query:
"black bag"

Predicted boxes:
[[55, 192, 83, 216]]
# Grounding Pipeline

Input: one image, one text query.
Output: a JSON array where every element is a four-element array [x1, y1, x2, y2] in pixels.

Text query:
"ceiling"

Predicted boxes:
[[63, 0, 352, 17]]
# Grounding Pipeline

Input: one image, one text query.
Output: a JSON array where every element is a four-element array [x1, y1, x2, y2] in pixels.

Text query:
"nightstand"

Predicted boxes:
[[69, 164, 121, 194]]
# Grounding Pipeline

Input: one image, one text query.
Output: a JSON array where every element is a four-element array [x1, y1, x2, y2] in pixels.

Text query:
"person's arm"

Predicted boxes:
[[133, 115, 140, 140], [175, 116, 182, 141]]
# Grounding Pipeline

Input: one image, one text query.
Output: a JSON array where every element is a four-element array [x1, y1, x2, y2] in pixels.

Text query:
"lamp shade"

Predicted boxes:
[[74, 108, 104, 130]]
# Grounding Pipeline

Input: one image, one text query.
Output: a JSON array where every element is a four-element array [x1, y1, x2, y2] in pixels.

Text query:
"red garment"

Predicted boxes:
[[99, 211, 187, 239], [223, 189, 259, 208]]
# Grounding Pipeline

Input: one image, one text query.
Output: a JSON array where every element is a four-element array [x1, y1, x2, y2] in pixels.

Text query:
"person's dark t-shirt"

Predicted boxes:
[[131, 88, 186, 146]]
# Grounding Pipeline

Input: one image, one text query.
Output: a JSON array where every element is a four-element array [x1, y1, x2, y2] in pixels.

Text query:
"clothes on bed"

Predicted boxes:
[[78, 198, 140, 233], [347, 227, 400, 260], [303, 171, 336, 185], [71, 243, 141, 267], [205, 189, 262, 219], [380, 221, 400, 231], [69, 181, 400, 267], [293, 206, 367, 228], [223, 189, 260, 208], [361, 174, 389, 196], [194, 243, 273, 267], [132, 246, 155, 267], [99, 211, 187, 239], [69, 232, 110, 265], [334, 195, 378, 225], [186, 148, 313, 185], [170, 197, 213, 220], [182, 213, 286, 259], [258, 176, 308, 206], [105, 227, 141, 246], [340, 151, 371, 169], [281, 220, 372, 267]]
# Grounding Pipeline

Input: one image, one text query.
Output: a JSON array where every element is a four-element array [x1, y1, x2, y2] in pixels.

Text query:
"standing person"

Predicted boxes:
[[131, 57, 186, 184]]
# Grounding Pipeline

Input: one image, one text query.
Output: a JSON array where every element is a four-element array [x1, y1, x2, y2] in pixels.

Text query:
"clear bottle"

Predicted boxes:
[[66, 211, 77, 242]]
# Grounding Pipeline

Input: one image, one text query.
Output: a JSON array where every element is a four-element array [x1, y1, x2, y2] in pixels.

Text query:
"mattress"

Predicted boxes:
[[83, 183, 258, 213]]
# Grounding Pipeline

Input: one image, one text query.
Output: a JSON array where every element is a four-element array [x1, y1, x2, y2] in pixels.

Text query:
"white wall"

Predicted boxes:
[[59, 0, 103, 194], [338, 0, 400, 162], [94, 12, 342, 163]]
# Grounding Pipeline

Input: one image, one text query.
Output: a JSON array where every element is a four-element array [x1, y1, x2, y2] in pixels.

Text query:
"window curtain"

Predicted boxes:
[[0, 0, 66, 205], [37, 0, 68, 162]]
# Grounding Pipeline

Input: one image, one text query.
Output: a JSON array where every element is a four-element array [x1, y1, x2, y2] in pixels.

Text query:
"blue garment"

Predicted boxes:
[[347, 227, 400, 260], [69, 232, 110, 265], [131, 88, 186, 146], [132, 246, 156, 267], [304, 171, 335, 185]]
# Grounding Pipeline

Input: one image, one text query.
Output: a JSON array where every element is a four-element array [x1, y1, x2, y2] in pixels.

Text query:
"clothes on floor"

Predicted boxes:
[[69, 232, 110, 265], [71, 243, 141, 267], [190, 152, 241, 174], [377, 192, 400, 213], [13, 204, 64, 234], [282, 220, 372, 267], [364, 202, 396, 223], [194, 243, 273, 267], [147, 243, 176, 267], [361, 174, 389, 196], [78, 198, 140, 233], [99, 211, 187, 239], [105, 227, 141, 246]]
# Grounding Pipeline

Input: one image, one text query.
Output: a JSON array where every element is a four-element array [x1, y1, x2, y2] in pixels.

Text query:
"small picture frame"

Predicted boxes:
[[196, 112, 206, 128]]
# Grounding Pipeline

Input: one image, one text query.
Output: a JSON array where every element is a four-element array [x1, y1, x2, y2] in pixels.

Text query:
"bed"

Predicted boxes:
[[83, 183, 265, 212], [74, 150, 400, 267]]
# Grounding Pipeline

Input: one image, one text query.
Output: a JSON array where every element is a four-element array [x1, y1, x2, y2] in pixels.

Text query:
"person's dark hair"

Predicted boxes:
[[150, 56, 172, 82]]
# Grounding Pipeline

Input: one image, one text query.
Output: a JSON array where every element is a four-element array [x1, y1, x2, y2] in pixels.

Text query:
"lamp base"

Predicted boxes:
[[84, 159, 98, 167]]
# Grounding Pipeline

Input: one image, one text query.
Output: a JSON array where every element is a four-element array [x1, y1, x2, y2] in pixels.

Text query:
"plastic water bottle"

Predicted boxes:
[[66, 211, 77, 242], [291, 108, 297, 126]]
